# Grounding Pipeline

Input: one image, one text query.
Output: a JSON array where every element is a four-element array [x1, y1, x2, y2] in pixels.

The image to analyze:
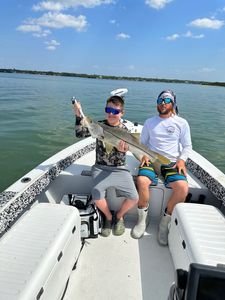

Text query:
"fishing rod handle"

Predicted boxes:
[[71, 97, 85, 118]]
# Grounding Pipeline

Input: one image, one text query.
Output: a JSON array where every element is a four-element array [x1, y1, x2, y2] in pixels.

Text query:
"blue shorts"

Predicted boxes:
[[138, 162, 187, 187], [138, 163, 158, 186]]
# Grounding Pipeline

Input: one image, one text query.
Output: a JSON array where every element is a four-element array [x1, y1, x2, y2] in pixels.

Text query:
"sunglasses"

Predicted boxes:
[[157, 98, 172, 105], [105, 106, 122, 115]]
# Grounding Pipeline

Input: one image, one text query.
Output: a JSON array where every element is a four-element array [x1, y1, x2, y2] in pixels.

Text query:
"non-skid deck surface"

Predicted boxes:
[[64, 221, 174, 300]]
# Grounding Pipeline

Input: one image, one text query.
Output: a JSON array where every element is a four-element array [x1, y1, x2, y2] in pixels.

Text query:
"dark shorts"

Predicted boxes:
[[138, 162, 187, 187]]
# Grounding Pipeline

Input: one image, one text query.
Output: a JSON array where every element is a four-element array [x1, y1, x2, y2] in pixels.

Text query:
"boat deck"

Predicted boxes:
[[64, 220, 175, 300]]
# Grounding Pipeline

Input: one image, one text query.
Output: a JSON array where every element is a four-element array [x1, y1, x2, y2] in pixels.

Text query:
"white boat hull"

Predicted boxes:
[[0, 120, 225, 299]]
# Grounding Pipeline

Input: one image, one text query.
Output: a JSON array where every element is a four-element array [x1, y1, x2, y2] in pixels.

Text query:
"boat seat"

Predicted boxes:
[[169, 203, 225, 271], [0, 203, 81, 300], [80, 168, 210, 220], [81, 169, 207, 191]]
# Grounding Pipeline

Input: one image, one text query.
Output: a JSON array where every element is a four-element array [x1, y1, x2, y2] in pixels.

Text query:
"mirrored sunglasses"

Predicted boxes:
[[157, 98, 172, 105], [105, 106, 121, 115]]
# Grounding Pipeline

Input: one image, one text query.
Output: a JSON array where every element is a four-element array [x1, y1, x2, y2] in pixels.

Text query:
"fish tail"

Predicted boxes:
[[156, 154, 171, 165], [152, 160, 161, 175]]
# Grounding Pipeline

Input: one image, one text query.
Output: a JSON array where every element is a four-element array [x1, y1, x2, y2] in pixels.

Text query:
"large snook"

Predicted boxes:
[[82, 116, 171, 174]]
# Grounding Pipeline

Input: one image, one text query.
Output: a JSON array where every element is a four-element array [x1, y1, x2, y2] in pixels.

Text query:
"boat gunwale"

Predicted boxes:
[[0, 140, 95, 235], [0, 124, 225, 236]]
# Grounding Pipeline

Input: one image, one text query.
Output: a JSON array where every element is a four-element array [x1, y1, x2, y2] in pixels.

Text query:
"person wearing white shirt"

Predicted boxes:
[[131, 90, 192, 245]]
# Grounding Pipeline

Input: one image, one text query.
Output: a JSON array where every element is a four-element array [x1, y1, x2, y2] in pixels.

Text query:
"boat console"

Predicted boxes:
[[170, 263, 225, 300]]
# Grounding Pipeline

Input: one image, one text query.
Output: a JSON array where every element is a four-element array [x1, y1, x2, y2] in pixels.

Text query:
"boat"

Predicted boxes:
[[0, 89, 225, 300]]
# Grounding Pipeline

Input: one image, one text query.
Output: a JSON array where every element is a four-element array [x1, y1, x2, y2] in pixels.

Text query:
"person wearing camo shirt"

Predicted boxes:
[[73, 95, 138, 237]]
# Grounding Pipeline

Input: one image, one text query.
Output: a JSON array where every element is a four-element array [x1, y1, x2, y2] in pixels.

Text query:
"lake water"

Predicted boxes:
[[0, 73, 225, 192]]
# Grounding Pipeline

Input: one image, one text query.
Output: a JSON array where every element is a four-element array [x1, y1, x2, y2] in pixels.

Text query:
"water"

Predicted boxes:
[[0, 73, 225, 192]]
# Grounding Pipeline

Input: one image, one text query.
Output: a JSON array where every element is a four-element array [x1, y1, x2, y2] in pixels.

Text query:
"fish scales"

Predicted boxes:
[[82, 116, 171, 174]]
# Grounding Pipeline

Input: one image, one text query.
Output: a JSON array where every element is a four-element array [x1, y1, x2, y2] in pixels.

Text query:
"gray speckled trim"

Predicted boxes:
[[0, 142, 96, 235], [187, 158, 225, 206], [0, 191, 17, 208], [1, 144, 224, 235]]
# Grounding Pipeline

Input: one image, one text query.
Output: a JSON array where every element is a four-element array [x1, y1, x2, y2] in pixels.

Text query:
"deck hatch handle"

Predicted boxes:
[[36, 287, 44, 300], [182, 240, 186, 249], [57, 251, 63, 261], [175, 218, 178, 225], [72, 225, 76, 234]]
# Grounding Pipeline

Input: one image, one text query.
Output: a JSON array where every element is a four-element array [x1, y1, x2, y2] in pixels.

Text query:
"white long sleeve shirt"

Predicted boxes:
[[141, 115, 192, 162]]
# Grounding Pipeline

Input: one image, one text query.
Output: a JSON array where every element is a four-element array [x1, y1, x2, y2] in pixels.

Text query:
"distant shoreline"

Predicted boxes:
[[1, 68, 225, 87]]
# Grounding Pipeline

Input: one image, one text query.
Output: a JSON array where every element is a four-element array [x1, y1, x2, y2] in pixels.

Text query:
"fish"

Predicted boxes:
[[82, 116, 171, 174]]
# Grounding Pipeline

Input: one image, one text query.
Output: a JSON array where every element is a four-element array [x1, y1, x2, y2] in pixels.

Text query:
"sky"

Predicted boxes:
[[1, 0, 225, 82]]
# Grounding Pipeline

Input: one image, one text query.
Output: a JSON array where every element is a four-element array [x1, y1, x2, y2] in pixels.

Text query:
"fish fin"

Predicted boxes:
[[80, 118, 87, 128], [105, 142, 113, 154], [131, 132, 140, 141], [152, 161, 162, 175], [152, 156, 172, 175], [156, 154, 171, 165]]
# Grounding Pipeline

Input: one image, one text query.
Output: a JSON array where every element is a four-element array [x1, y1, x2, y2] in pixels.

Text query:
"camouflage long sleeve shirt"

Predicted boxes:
[[75, 116, 127, 166]]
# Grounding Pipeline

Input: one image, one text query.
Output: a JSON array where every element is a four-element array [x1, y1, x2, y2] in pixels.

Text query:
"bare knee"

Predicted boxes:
[[137, 176, 151, 190], [133, 198, 139, 205], [171, 181, 189, 201]]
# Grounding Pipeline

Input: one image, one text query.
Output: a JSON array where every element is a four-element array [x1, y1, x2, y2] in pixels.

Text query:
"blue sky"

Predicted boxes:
[[1, 0, 225, 82]]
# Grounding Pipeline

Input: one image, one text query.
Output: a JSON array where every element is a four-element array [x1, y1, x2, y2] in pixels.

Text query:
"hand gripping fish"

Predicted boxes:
[[82, 116, 171, 174]]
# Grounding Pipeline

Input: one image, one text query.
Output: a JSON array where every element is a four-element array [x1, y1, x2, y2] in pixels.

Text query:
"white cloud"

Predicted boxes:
[[183, 31, 204, 39], [166, 33, 179, 41], [33, 0, 115, 11], [19, 0, 113, 37], [192, 34, 204, 39], [116, 33, 130, 40], [28, 12, 88, 31], [46, 45, 57, 50], [33, 29, 51, 37], [165, 31, 204, 41], [145, 0, 173, 10], [17, 24, 52, 37], [18, 1, 102, 51], [33, 1, 64, 11], [110, 19, 119, 27], [45, 39, 60, 50], [45, 39, 60, 46], [189, 18, 224, 29], [17, 24, 42, 32], [198, 67, 215, 73]]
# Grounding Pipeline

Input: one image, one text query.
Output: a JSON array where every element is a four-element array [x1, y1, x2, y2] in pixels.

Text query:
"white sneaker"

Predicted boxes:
[[158, 214, 171, 246], [131, 207, 149, 239]]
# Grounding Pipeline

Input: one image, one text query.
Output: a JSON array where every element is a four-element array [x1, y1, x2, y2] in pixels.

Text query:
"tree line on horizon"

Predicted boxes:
[[0, 68, 224, 87]]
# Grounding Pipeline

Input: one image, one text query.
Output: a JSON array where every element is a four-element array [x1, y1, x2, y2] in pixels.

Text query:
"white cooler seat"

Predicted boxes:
[[0, 203, 81, 300], [168, 203, 225, 271]]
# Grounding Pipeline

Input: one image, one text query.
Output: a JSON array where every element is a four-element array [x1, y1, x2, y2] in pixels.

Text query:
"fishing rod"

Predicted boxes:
[[71, 97, 85, 118]]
